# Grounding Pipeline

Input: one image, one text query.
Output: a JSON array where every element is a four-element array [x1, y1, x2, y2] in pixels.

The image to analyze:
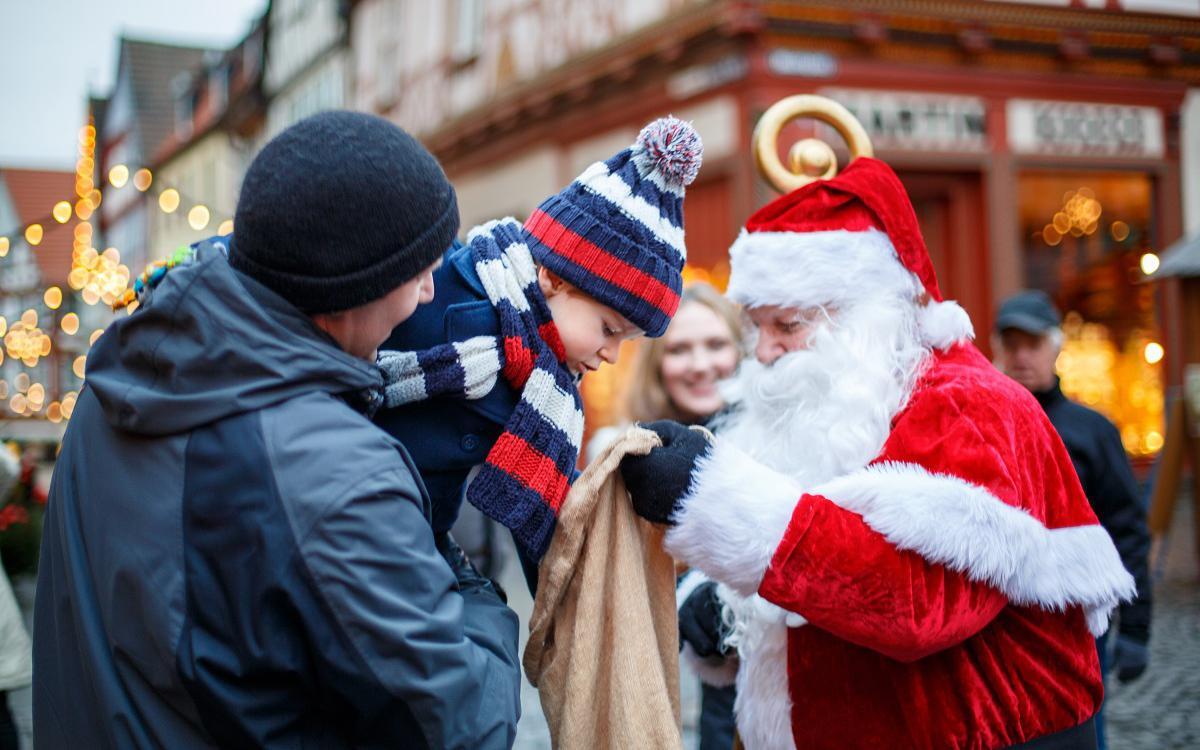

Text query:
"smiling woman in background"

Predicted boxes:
[[626, 283, 743, 427]]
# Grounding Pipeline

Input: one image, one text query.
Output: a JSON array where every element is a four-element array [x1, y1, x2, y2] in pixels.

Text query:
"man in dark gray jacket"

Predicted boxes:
[[34, 111, 521, 749], [994, 290, 1152, 750]]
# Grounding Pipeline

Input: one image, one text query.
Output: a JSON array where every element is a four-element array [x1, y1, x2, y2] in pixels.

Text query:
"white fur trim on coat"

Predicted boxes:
[[727, 228, 973, 350], [664, 441, 800, 597], [727, 593, 795, 750], [813, 462, 1136, 635]]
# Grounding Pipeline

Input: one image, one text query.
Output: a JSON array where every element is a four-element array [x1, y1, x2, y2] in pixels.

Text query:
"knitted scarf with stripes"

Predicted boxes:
[[377, 218, 584, 560]]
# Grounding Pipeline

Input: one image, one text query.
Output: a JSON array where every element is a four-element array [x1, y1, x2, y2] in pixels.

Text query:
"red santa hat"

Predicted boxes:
[[727, 157, 973, 349]]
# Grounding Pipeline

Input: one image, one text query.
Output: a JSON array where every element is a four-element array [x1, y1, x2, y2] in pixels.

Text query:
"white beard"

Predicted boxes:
[[718, 298, 929, 483], [712, 297, 930, 750]]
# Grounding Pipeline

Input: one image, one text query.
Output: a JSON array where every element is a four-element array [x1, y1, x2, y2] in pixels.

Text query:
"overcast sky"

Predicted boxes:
[[0, 0, 268, 169]]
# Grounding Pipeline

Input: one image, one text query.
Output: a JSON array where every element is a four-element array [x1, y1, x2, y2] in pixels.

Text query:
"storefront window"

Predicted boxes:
[[1019, 170, 1164, 457]]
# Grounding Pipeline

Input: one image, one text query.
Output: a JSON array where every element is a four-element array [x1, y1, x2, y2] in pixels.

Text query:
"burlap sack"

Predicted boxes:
[[523, 426, 682, 749]]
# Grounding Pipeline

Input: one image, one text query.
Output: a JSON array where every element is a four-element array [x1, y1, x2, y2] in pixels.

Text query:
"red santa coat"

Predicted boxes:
[[666, 343, 1135, 750]]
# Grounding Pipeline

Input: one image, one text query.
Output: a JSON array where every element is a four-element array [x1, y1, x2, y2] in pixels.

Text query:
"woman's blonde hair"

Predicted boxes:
[[622, 282, 743, 424]]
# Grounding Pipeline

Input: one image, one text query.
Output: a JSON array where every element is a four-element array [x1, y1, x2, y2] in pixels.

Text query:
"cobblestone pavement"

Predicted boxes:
[[1105, 494, 1198, 750]]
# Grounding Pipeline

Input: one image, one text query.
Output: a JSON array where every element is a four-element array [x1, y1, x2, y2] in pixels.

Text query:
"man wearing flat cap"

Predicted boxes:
[[994, 290, 1154, 750]]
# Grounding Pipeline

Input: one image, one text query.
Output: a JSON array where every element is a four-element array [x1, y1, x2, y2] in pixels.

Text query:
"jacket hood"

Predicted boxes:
[[86, 238, 383, 436]]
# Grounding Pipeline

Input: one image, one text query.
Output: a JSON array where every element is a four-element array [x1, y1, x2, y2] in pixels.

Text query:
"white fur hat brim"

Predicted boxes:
[[726, 228, 973, 350]]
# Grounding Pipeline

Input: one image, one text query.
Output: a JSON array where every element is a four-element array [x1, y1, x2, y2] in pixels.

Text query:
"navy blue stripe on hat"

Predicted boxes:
[[605, 150, 684, 213], [558, 183, 683, 268], [524, 225, 675, 337]]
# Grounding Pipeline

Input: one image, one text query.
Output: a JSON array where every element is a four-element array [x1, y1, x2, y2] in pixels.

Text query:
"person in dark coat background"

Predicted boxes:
[[994, 289, 1153, 750], [34, 112, 521, 749]]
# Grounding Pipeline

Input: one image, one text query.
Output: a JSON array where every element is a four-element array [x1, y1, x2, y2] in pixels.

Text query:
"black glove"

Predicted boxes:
[[620, 420, 712, 525], [1113, 633, 1149, 683], [679, 580, 729, 658], [435, 532, 507, 604]]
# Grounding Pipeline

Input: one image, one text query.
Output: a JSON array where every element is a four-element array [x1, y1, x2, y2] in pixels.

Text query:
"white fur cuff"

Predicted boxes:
[[813, 462, 1136, 635], [665, 440, 802, 596]]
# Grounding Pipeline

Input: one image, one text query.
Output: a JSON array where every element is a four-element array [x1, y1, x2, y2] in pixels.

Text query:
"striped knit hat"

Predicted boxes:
[[523, 116, 703, 337]]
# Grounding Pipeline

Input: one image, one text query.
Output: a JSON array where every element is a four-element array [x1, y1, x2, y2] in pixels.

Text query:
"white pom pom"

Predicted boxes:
[[916, 299, 975, 350], [632, 116, 703, 189]]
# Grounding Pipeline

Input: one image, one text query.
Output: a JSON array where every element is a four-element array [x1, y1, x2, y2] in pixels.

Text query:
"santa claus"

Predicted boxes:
[[621, 156, 1135, 750]]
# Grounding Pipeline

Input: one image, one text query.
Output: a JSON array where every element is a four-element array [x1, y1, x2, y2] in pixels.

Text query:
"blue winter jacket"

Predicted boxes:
[[33, 237, 521, 749], [374, 240, 519, 537]]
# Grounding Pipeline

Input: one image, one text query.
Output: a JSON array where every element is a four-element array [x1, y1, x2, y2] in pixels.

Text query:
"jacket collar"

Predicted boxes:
[[450, 240, 487, 297], [1033, 378, 1067, 410]]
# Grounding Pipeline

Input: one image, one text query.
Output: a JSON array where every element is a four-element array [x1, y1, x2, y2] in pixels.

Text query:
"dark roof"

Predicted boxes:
[[0, 168, 76, 283], [88, 95, 109, 134], [117, 37, 213, 162]]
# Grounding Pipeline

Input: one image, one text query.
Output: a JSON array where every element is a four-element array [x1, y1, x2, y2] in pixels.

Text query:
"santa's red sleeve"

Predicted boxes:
[[664, 368, 1135, 661]]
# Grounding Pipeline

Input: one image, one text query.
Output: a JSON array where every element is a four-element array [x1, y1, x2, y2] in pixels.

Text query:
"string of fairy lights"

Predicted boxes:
[[0, 121, 233, 424]]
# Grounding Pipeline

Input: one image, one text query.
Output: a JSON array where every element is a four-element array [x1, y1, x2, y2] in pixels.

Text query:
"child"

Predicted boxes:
[[374, 116, 702, 578]]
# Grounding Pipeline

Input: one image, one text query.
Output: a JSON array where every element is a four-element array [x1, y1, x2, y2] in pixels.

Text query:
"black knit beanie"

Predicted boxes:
[[230, 110, 459, 313]]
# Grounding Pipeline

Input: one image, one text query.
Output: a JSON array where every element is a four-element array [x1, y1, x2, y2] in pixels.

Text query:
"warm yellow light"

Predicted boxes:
[[68, 268, 89, 290], [73, 355, 87, 379], [0, 237, 8, 257], [44, 287, 63, 309], [1144, 342, 1164, 364], [61, 313, 80, 335], [187, 205, 211, 231], [24, 224, 43, 246], [9, 395, 26, 414], [20, 309, 37, 328], [1145, 431, 1164, 452], [0, 317, 5, 336], [108, 164, 129, 188], [53, 201, 73, 224], [75, 200, 93, 221], [159, 189, 180, 213], [47, 403, 63, 423], [82, 287, 100, 306], [217, 219, 234, 235], [1140, 253, 1160, 276], [1042, 225, 1062, 247], [1110, 221, 1130, 242], [133, 169, 153, 192], [86, 189, 102, 209], [89, 328, 105, 345], [27, 383, 45, 403]]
